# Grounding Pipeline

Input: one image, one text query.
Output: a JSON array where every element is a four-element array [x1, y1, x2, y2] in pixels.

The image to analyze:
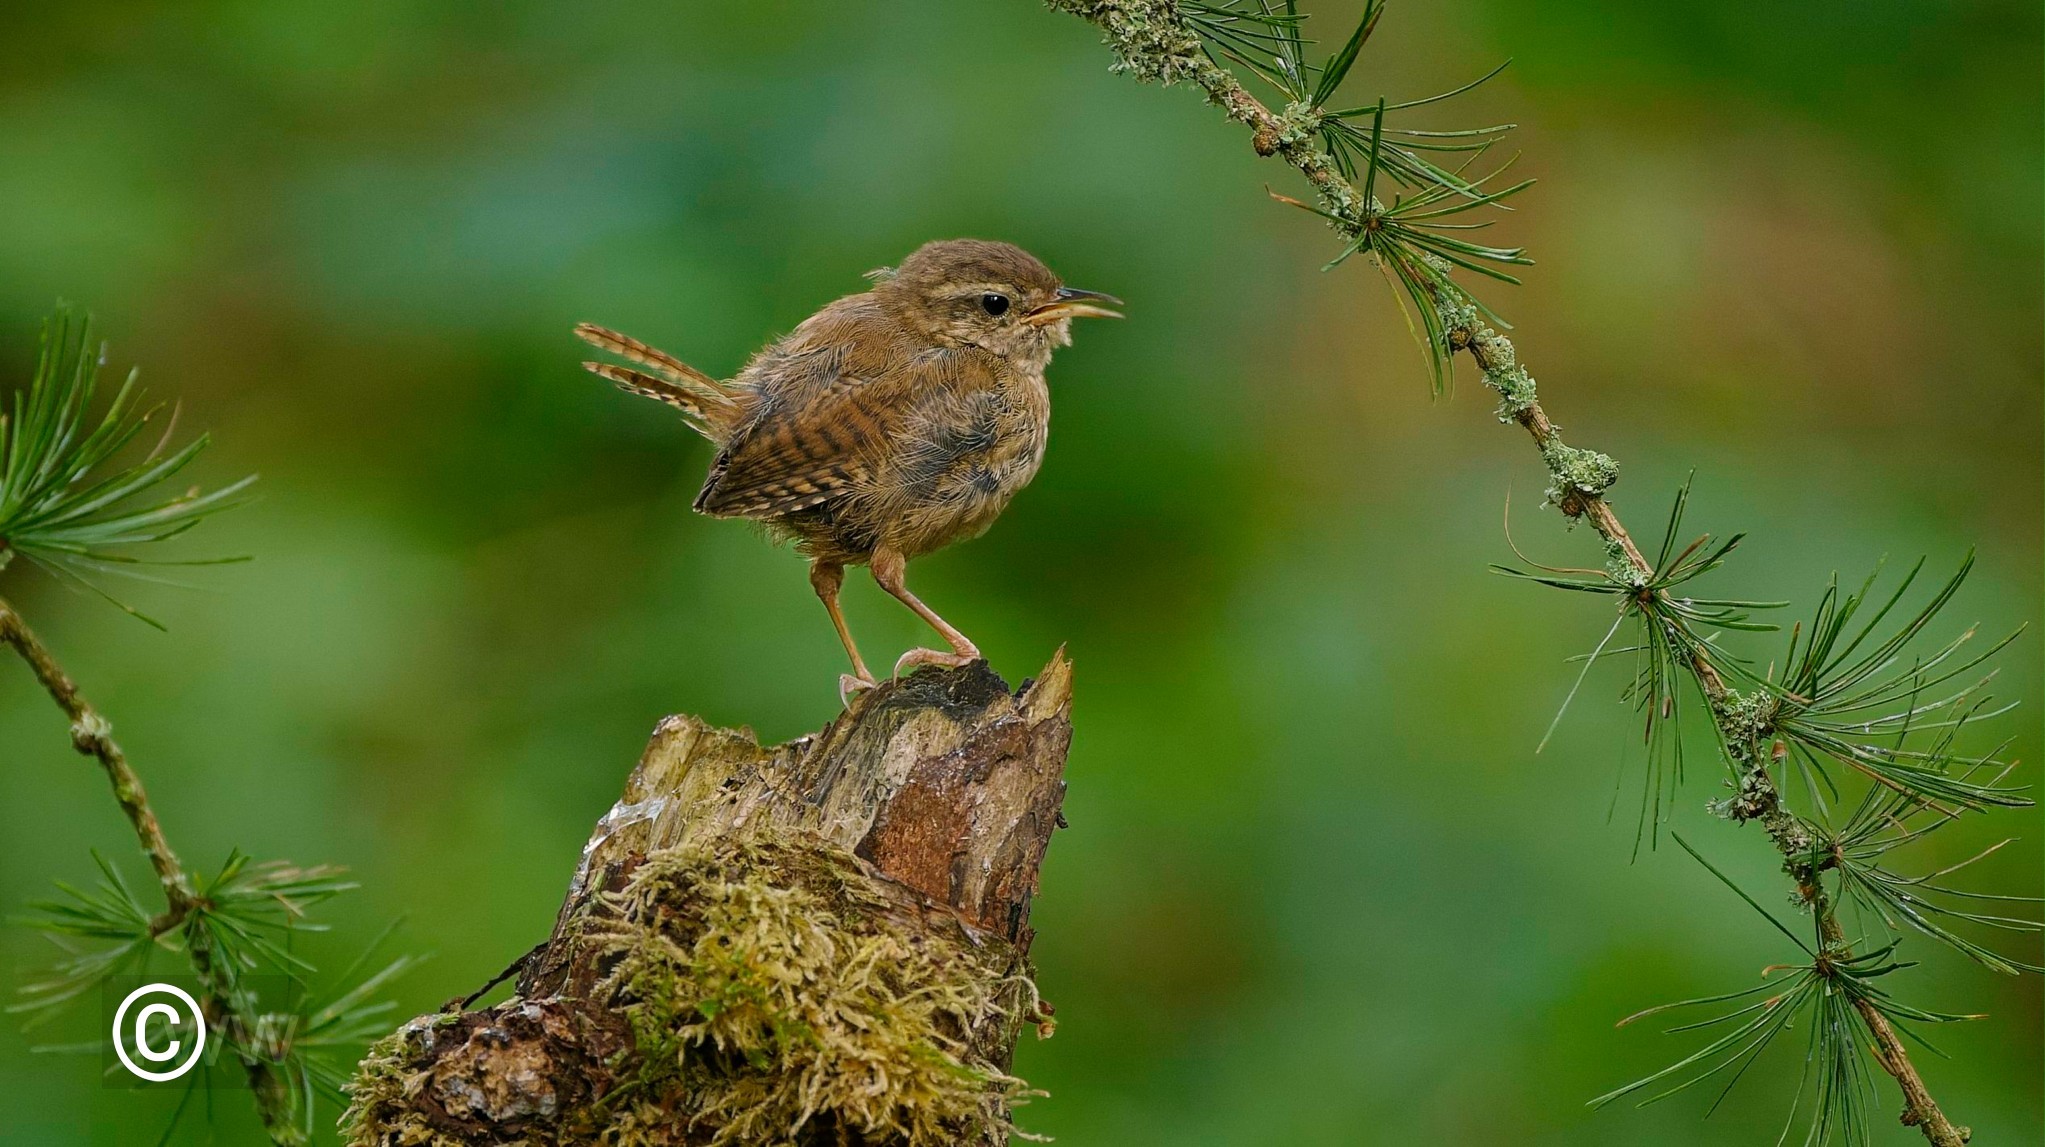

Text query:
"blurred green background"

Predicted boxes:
[[1, 1, 2038, 1143]]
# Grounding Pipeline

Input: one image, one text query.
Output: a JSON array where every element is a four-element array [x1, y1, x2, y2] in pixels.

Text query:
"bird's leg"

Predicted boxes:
[[809, 560, 876, 699], [870, 546, 982, 676]]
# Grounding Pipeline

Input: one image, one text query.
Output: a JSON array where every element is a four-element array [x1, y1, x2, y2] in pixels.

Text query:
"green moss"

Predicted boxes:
[[343, 835, 1040, 1147], [597, 838, 1035, 1146], [340, 1014, 472, 1147]]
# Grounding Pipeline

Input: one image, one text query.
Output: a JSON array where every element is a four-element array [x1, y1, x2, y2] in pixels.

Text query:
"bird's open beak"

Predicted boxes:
[[1023, 286, 1124, 326]]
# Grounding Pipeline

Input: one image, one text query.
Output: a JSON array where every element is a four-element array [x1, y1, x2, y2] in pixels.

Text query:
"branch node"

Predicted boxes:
[[69, 711, 112, 753]]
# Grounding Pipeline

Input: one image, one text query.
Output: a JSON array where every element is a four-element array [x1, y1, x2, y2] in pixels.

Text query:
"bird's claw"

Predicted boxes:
[[893, 647, 979, 676], [838, 673, 878, 704]]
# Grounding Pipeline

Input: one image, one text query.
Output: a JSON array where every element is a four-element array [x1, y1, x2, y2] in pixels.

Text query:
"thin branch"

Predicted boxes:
[[0, 593, 186, 913], [0, 591, 310, 1146], [1047, 3, 1977, 1142]]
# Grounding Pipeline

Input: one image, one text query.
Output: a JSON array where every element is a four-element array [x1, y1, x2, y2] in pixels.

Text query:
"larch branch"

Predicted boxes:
[[0, 591, 313, 1147], [1045, 2, 1970, 1141]]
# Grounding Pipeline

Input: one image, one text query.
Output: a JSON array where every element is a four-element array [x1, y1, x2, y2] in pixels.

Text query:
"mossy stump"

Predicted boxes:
[[344, 656, 1073, 1146]]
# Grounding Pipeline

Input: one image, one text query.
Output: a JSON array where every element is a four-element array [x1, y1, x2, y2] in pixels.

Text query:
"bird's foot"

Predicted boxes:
[[838, 673, 878, 704], [893, 647, 980, 677]]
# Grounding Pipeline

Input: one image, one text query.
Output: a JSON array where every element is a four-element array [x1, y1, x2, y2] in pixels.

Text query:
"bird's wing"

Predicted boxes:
[[696, 353, 946, 518]]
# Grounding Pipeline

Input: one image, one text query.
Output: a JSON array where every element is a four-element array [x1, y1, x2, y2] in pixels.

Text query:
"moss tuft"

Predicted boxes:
[[595, 837, 1035, 1146], [341, 836, 1039, 1147], [340, 1014, 471, 1147]]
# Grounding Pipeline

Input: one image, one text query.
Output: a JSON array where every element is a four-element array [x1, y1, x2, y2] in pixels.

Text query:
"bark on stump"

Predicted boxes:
[[343, 655, 1073, 1147]]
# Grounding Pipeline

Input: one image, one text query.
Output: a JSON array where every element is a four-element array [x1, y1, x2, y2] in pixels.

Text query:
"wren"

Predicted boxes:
[[577, 239, 1120, 699]]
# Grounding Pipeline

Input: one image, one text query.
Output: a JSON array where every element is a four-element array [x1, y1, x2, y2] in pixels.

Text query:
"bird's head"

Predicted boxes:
[[871, 239, 1120, 366]]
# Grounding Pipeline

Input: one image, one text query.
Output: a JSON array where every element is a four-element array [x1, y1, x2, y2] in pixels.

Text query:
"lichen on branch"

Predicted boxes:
[[1047, 4, 2026, 1144]]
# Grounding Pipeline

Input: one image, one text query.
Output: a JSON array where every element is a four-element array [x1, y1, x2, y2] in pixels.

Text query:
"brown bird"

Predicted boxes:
[[576, 238, 1120, 699]]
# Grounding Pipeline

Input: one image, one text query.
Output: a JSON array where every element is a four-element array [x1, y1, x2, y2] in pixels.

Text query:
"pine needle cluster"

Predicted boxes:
[[2, 307, 413, 1146]]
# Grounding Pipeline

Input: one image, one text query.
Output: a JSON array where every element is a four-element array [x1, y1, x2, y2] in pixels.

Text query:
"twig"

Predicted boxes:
[[0, 590, 311, 1146], [0, 595, 188, 916], [1046, 3, 1971, 1141]]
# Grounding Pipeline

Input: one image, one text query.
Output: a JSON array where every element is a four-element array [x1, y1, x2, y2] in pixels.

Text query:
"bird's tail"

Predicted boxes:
[[575, 322, 746, 440]]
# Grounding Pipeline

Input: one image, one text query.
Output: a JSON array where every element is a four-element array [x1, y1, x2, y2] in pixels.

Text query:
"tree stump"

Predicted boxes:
[[343, 655, 1073, 1147]]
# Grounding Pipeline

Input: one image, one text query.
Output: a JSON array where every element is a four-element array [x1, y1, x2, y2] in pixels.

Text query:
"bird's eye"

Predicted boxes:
[[980, 293, 1010, 317]]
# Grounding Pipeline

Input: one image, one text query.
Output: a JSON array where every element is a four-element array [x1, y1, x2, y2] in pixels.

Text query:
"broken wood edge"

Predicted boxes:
[[343, 654, 1073, 1147]]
